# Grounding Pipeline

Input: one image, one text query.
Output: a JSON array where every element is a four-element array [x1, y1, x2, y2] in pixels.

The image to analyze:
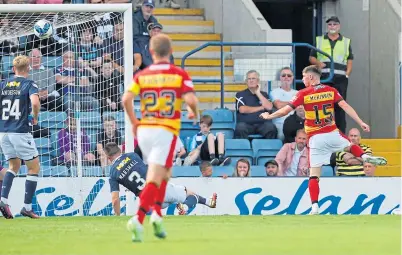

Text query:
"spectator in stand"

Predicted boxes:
[[363, 163, 376, 177], [199, 161, 213, 177], [56, 116, 96, 166], [232, 159, 251, 177], [75, 28, 103, 73], [55, 50, 99, 111], [283, 105, 305, 143], [104, 22, 124, 74], [134, 22, 174, 72], [264, 160, 279, 177], [133, 0, 158, 45], [173, 138, 186, 166], [0, 19, 19, 60], [0, 0, 35, 3], [134, 0, 180, 9], [94, 60, 122, 112], [275, 129, 309, 176], [28, 48, 64, 111], [234, 70, 277, 139], [183, 115, 231, 166], [331, 128, 372, 176], [96, 115, 122, 168], [270, 67, 298, 141]]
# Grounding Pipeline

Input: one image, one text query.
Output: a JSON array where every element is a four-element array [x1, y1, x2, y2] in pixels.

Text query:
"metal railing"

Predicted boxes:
[[181, 42, 334, 108]]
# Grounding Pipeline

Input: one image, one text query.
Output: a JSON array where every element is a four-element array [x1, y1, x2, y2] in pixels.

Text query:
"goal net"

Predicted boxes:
[[0, 4, 134, 217]]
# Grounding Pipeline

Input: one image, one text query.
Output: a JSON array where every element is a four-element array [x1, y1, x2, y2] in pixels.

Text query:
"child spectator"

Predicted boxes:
[[199, 161, 213, 177], [183, 115, 230, 166], [232, 158, 251, 177]]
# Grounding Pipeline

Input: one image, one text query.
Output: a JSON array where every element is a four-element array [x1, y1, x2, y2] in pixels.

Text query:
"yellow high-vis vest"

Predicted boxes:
[[316, 35, 350, 76]]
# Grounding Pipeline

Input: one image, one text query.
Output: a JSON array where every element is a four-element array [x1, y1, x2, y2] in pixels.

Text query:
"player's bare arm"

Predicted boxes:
[[259, 105, 293, 120], [337, 100, 370, 132], [111, 191, 121, 216], [122, 91, 140, 134], [183, 92, 199, 121], [30, 93, 40, 125]]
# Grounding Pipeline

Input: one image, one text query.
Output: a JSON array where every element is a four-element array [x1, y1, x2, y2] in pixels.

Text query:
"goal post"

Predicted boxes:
[[0, 4, 134, 217]]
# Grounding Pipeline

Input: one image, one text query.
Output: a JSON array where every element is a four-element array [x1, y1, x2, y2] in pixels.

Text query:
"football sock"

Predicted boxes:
[[0, 180, 3, 197], [183, 195, 198, 209], [153, 180, 167, 217], [24, 174, 38, 211], [137, 182, 158, 224], [1, 170, 16, 203], [308, 176, 320, 204], [196, 195, 207, 205], [350, 144, 365, 158]]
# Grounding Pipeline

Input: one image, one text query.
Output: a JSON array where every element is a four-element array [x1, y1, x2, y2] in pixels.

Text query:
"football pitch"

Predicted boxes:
[[1, 215, 400, 255]]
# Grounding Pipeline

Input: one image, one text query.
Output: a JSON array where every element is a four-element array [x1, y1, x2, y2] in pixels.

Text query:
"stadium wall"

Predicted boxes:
[[7, 178, 400, 216], [188, 0, 292, 54], [323, 0, 401, 138]]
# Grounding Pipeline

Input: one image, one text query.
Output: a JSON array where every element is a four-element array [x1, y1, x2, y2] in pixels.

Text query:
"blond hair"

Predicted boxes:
[[150, 33, 172, 58], [13, 55, 30, 73]]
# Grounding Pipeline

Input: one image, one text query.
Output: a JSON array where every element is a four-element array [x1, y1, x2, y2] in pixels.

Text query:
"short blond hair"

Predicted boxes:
[[150, 33, 172, 58], [13, 55, 30, 72]]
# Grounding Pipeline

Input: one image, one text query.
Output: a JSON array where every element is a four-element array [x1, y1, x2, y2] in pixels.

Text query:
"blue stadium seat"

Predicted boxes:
[[225, 139, 253, 164], [39, 111, 67, 132], [251, 166, 267, 177], [70, 166, 104, 177], [1, 56, 13, 72], [39, 154, 52, 166], [211, 166, 233, 177], [172, 166, 199, 177], [16, 165, 28, 177], [252, 139, 283, 165], [79, 112, 102, 128], [40, 166, 70, 177], [322, 165, 334, 177], [35, 138, 51, 154], [50, 132, 60, 157], [104, 165, 111, 177], [202, 108, 235, 138]]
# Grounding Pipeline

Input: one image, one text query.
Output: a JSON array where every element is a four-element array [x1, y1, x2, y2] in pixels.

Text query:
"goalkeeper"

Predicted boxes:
[[104, 142, 217, 216]]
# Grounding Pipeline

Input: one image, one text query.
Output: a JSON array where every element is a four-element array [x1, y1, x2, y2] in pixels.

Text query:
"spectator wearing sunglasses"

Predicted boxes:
[[269, 67, 298, 140]]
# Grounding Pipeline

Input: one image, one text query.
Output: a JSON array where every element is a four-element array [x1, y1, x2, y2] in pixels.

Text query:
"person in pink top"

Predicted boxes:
[[275, 129, 309, 176], [36, 0, 63, 3]]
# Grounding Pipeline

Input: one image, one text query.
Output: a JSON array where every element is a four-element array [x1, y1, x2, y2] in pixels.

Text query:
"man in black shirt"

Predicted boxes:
[[234, 70, 277, 139]]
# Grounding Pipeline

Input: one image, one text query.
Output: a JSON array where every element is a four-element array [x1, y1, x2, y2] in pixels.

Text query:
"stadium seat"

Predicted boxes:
[[79, 112, 102, 128], [322, 165, 335, 177], [252, 139, 283, 165], [39, 154, 52, 166], [35, 138, 51, 154], [202, 108, 235, 138], [104, 165, 111, 177], [50, 132, 60, 157], [251, 166, 267, 177], [225, 139, 253, 164], [70, 166, 104, 177], [172, 166, 200, 177], [211, 166, 233, 177], [39, 111, 67, 132], [40, 166, 70, 177]]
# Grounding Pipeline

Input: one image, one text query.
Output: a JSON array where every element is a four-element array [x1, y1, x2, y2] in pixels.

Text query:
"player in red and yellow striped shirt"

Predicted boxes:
[[260, 65, 387, 214], [122, 33, 199, 241]]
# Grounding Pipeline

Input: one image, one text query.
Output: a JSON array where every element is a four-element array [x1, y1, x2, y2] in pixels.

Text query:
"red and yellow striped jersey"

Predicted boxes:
[[128, 62, 194, 136], [289, 84, 343, 138]]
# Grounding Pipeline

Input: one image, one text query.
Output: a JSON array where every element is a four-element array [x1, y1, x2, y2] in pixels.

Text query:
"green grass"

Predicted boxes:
[[1, 216, 400, 255]]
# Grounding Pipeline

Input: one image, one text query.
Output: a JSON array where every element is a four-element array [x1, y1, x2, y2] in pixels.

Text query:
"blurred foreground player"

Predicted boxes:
[[260, 65, 387, 215], [122, 33, 200, 241], [104, 142, 217, 216], [0, 56, 41, 219]]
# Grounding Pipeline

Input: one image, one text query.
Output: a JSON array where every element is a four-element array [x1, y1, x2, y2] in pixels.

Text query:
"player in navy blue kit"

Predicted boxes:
[[104, 142, 217, 216], [0, 55, 41, 219]]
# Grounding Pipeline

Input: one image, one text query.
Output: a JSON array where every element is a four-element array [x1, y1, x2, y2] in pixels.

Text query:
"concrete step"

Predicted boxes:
[[187, 70, 233, 77], [374, 152, 401, 166], [168, 33, 221, 41], [173, 46, 231, 59], [159, 20, 214, 33], [174, 58, 234, 67], [173, 41, 219, 47], [155, 15, 204, 20], [375, 165, 401, 177], [153, 8, 204, 16], [184, 66, 233, 71], [185, 102, 235, 111], [194, 84, 246, 92], [197, 91, 236, 98], [361, 139, 401, 152]]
